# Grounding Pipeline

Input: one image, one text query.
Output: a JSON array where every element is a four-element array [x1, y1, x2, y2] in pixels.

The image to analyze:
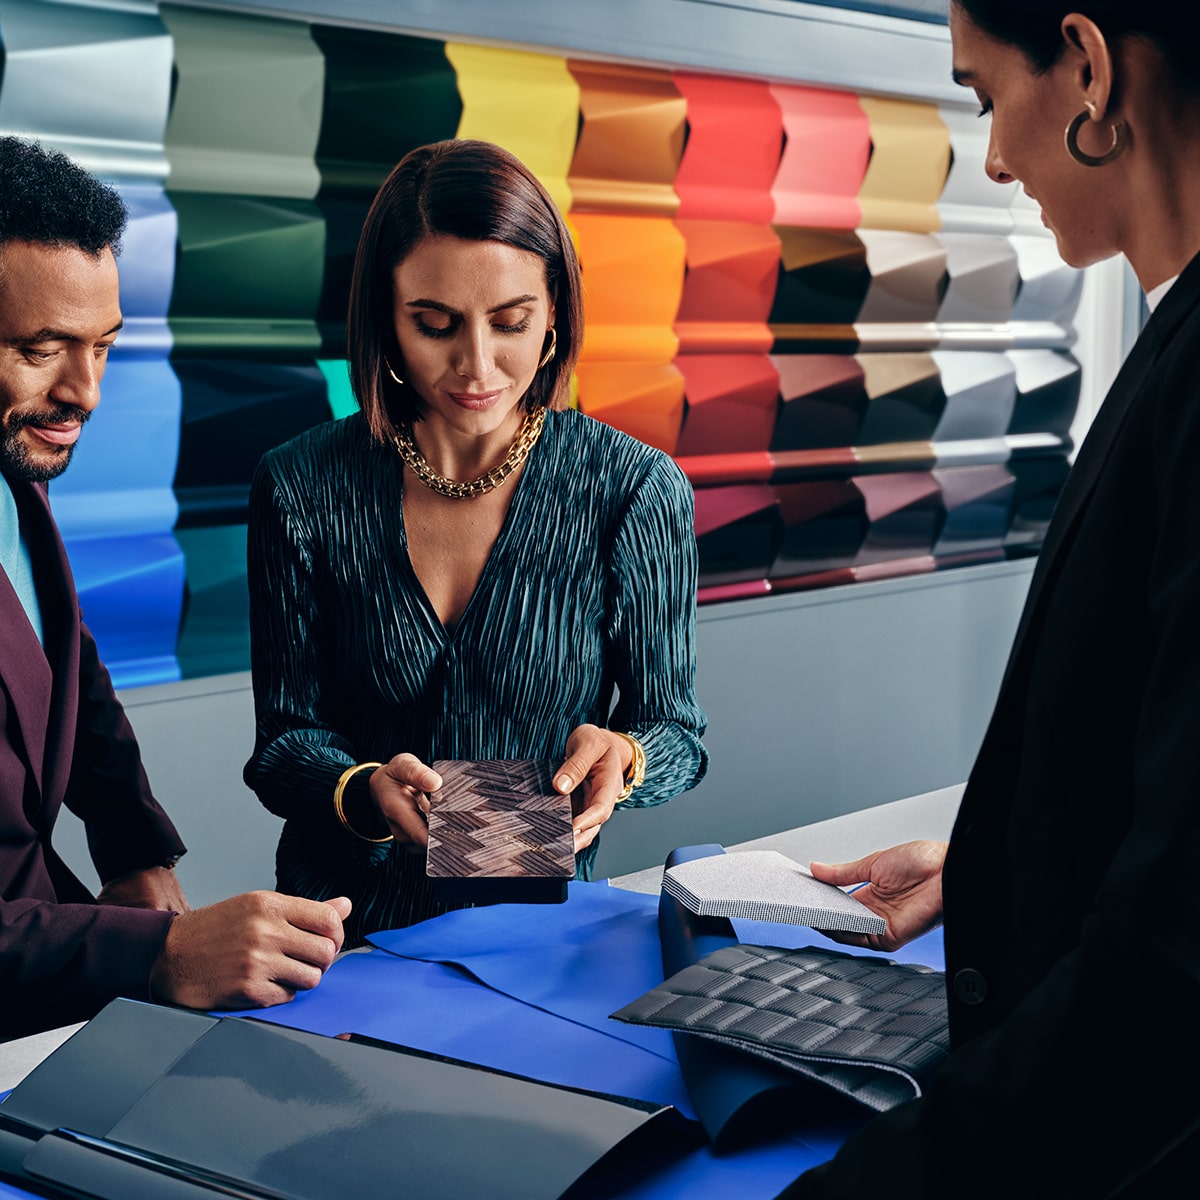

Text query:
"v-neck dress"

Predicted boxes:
[[244, 408, 708, 943]]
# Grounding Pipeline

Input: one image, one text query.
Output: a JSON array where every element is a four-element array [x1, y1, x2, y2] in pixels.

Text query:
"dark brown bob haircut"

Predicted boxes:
[[347, 138, 584, 442]]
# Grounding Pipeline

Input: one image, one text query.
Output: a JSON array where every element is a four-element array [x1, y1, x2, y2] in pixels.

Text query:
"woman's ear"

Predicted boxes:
[[1061, 13, 1115, 118]]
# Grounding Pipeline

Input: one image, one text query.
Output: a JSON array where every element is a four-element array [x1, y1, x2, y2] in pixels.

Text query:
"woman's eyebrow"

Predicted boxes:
[[951, 68, 978, 86], [404, 295, 538, 315]]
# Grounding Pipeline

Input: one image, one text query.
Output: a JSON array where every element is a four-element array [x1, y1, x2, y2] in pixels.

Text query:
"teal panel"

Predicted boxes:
[[318, 359, 357, 420], [175, 524, 251, 679]]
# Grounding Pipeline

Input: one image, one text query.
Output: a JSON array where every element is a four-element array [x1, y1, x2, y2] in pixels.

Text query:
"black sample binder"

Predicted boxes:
[[0, 999, 689, 1200]]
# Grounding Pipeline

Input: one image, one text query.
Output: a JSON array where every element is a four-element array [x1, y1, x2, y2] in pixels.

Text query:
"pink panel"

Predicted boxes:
[[673, 73, 783, 222], [770, 85, 870, 230]]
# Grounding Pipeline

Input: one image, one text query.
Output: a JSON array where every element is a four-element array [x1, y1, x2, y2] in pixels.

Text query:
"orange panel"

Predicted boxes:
[[574, 362, 684, 454], [673, 73, 782, 222], [770, 85, 869, 230], [674, 220, 779, 354], [567, 60, 685, 216], [857, 97, 951, 233], [572, 213, 684, 363]]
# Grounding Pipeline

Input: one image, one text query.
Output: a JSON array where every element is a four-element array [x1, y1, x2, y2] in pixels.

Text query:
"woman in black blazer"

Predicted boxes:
[[780, 2, 1200, 1195]]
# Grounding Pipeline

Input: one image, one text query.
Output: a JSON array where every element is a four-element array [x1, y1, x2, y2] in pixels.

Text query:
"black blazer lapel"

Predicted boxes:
[[999, 257, 1200, 696]]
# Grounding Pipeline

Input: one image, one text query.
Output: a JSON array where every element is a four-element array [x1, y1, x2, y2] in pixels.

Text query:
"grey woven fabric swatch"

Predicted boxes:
[[611, 944, 949, 1112], [662, 850, 886, 934]]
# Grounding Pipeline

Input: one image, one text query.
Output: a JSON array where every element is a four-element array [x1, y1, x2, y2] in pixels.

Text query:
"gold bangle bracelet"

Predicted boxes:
[[333, 762, 392, 843], [612, 732, 646, 803]]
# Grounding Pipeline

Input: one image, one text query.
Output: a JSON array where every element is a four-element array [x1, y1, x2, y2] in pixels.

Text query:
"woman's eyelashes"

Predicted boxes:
[[412, 313, 532, 339]]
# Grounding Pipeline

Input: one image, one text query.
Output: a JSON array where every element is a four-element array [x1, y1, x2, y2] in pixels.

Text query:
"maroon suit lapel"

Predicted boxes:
[[4, 480, 81, 820]]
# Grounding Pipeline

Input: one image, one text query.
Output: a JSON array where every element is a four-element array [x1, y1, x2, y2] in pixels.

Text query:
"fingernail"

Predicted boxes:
[[555, 774, 572, 791]]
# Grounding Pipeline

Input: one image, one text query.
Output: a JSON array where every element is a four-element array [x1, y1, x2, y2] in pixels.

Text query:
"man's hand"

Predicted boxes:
[[810, 839, 947, 952], [98, 865, 191, 913], [150, 892, 352, 1011]]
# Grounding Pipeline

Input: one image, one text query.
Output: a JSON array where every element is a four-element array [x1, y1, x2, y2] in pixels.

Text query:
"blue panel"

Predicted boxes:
[[66, 533, 185, 688], [114, 183, 176, 358], [49, 358, 180, 540]]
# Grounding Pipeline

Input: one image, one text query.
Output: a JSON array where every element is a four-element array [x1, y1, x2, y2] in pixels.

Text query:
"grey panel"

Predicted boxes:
[[856, 230, 948, 325], [1011, 235, 1086, 324], [175, 0, 960, 103], [0, 0, 170, 181], [931, 350, 1016, 442], [936, 106, 1017, 234], [935, 233, 1020, 325], [161, 3, 323, 198]]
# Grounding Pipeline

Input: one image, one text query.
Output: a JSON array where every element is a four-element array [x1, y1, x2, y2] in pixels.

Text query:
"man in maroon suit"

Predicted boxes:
[[0, 136, 351, 1040]]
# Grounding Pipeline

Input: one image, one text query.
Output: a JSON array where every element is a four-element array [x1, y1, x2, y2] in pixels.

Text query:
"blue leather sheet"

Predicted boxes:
[[0, 880, 947, 1199], [230, 950, 694, 1117]]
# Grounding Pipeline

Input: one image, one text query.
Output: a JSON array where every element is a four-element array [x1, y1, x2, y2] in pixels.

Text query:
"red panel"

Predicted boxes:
[[674, 452, 774, 486], [673, 73, 782, 222], [675, 355, 780, 456], [770, 85, 870, 230], [692, 483, 778, 537], [674, 220, 779, 354]]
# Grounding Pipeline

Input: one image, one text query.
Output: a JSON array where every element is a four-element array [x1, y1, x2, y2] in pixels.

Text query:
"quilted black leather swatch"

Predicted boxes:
[[611, 943, 949, 1112]]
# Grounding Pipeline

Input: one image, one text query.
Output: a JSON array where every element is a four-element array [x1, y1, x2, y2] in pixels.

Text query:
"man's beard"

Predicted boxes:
[[0, 405, 87, 483]]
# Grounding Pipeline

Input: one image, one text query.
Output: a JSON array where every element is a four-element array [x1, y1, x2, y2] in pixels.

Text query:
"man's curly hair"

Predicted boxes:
[[0, 136, 126, 255]]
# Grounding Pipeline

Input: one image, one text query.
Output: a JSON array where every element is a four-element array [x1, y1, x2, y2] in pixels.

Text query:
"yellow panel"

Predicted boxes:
[[446, 43, 579, 215], [858, 97, 950, 233]]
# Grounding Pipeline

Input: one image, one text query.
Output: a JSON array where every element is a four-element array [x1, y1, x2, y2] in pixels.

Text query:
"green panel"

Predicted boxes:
[[311, 27, 462, 352], [167, 193, 325, 353], [161, 3, 323, 198], [311, 26, 462, 191], [318, 359, 358, 420]]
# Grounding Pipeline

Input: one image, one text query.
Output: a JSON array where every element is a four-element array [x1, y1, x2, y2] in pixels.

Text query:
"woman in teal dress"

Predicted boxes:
[[243, 139, 707, 943]]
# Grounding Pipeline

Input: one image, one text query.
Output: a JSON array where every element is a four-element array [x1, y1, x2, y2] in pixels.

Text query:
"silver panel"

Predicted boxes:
[[171, 0, 959, 102]]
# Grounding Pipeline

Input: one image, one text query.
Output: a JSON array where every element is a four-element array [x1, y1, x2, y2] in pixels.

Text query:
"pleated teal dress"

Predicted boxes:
[[244, 408, 708, 944]]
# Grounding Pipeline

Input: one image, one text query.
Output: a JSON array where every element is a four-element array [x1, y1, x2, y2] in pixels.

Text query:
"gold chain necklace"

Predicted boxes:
[[392, 407, 547, 500]]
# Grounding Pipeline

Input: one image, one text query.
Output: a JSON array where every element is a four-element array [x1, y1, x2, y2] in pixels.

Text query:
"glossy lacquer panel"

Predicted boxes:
[[311, 26, 461, 352], [573, 213, 685, 453], [568, 60, 684, 216], [446, 42, 578, 214], [0, 0, 170, 180], [674, 74, 781, 223]]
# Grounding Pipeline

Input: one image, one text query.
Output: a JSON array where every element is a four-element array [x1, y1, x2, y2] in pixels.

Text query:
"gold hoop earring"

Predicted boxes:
[[383, 356, 404, 387], [1065, 109, 1127, 168], [537, 327, 557, 370]]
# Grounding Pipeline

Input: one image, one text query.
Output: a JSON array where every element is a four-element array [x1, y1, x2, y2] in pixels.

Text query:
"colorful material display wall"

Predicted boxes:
[[0, 0, 1081, 688]]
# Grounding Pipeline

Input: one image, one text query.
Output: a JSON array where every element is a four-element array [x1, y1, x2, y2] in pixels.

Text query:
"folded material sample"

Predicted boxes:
[[0, 998, 686, 1200], [612, 943, 949, 1112], [662, 849, 887, 935]]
